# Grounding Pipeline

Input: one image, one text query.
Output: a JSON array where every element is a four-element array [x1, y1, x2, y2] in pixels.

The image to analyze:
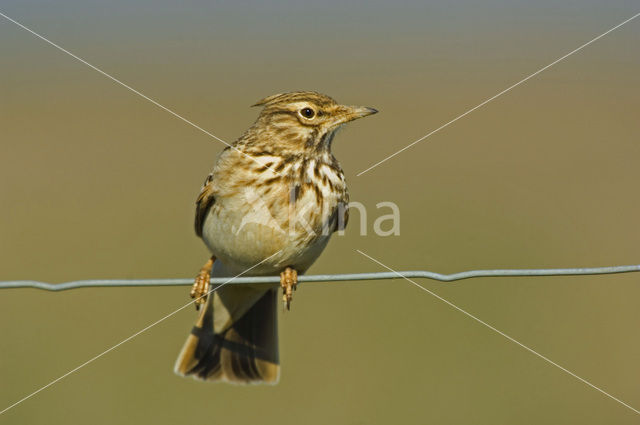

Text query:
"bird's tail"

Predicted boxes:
[[174, 286, 279, 384]]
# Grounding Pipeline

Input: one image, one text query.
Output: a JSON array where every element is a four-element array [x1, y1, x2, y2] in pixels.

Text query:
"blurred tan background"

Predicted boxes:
[[1, 1, 639, 423]]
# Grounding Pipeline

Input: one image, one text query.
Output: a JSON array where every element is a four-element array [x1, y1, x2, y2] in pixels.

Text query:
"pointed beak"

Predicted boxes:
[[335, 105, 378, 125]]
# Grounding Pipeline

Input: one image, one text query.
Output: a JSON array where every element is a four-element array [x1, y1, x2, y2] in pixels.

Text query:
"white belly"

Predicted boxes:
[[200, 193, 335, 276]]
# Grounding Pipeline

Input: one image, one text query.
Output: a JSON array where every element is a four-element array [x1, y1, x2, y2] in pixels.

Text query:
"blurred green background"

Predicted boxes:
[[1, 1, 639, 423]]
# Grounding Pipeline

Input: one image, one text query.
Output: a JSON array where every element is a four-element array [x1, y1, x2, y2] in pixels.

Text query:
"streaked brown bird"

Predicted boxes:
[[174, 91, 377, 384]]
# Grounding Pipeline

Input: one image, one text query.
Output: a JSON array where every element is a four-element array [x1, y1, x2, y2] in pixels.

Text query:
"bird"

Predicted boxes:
[[174, 91, 377, 384]]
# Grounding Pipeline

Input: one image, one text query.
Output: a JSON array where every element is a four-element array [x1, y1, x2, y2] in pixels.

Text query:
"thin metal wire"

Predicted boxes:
[[2, 264, 639, 291]]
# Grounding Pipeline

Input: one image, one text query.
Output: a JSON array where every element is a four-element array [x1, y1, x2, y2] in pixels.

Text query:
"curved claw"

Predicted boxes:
[[280, 267, 298, 310], [190, 256, 215, 310]]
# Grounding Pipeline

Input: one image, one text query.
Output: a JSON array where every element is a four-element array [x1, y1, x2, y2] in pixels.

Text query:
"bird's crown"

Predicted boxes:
[[252, 91, 337, 109]]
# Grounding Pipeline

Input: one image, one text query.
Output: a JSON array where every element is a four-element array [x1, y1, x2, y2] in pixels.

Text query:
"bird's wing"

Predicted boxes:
[[195, 173, 217, 237], [340, 202, 349, 230], [334, 189, 350, 232]]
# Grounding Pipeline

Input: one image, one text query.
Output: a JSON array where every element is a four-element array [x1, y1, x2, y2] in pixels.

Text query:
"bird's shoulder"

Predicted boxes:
[[193, 145, 270, 237]]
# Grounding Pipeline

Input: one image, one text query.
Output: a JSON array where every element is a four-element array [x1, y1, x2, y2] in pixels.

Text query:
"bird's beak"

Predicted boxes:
[[335, 105, 378, 125]]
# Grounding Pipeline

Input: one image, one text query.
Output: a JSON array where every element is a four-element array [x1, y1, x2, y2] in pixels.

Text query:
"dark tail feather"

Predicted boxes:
[[174, 288, 279, 384]]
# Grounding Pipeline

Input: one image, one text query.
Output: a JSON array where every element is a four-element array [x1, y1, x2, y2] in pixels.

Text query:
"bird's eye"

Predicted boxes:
[[300, 108, 315, 119]]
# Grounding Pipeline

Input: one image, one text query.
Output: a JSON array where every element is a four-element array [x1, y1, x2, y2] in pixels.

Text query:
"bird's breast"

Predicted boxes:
[[201, 155, 347, 274]]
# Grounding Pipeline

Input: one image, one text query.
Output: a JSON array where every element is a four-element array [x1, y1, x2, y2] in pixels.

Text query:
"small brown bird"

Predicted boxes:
[[174, 91, 377, 384]]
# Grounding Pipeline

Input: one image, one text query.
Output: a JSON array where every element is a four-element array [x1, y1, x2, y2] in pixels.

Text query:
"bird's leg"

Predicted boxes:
[[280, 267, 298, 311], [190, 256, 215, 310]]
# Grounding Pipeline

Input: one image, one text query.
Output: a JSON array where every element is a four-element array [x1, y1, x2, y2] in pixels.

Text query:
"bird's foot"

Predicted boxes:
[[280, 267, 298, 310], [190, 256, 215, 310]]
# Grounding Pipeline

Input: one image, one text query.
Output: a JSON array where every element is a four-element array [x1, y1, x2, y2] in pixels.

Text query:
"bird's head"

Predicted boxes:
[[250, 91, 377, 154]]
